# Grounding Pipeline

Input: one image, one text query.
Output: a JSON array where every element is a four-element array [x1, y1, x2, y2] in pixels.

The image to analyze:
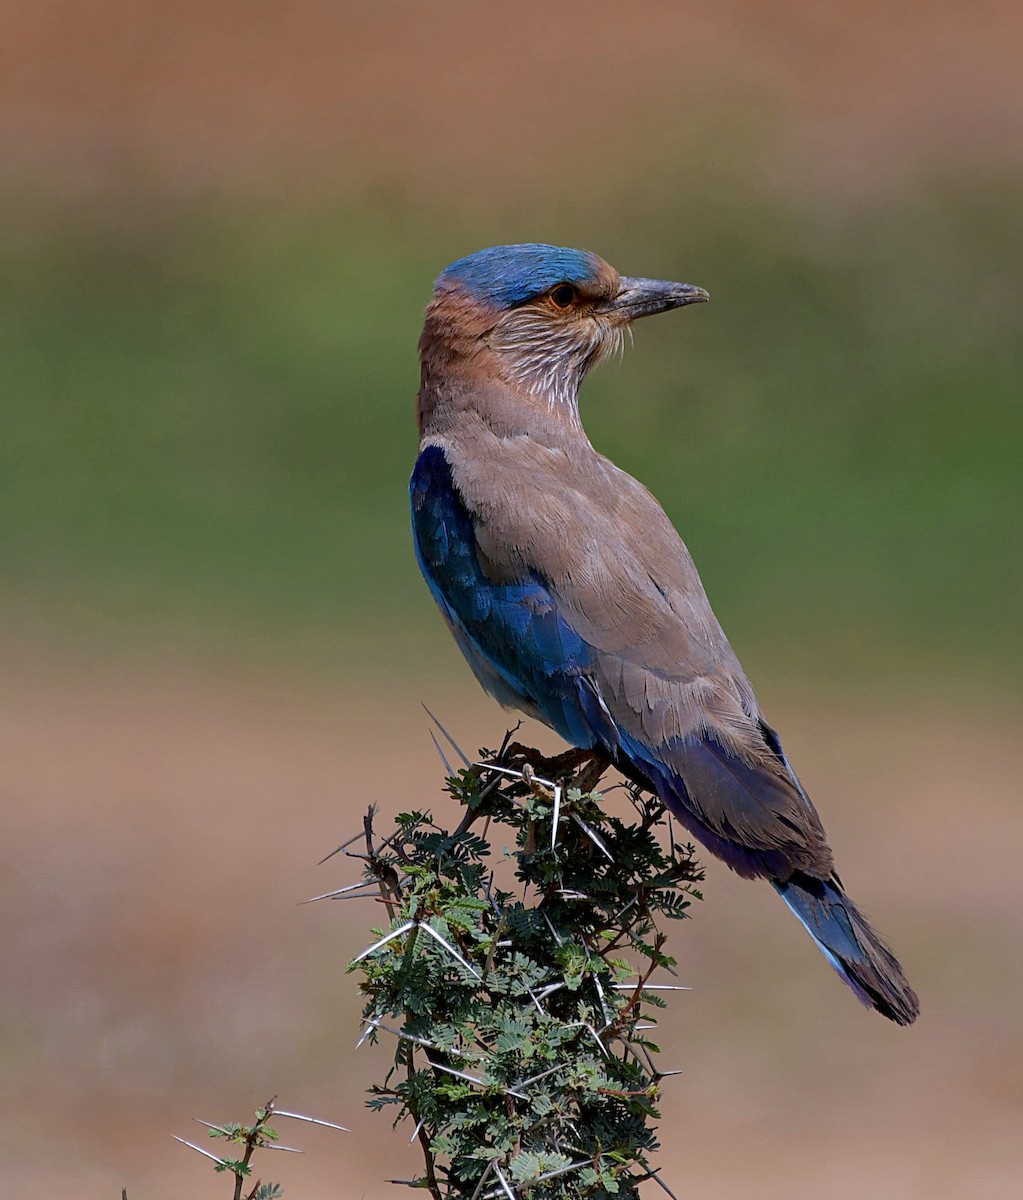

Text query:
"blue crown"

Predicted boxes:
[[439, 244, 601, 309]]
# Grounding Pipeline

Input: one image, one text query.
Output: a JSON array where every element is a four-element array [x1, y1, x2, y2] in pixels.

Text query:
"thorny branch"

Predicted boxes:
[[171, 1096, 346, 1199], [327, 728, 703, 1199]]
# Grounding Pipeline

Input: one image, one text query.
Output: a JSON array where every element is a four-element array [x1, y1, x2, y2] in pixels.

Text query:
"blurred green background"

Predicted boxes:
[[6, 177, 1022, 683], [3, 4, 1022, 1198]]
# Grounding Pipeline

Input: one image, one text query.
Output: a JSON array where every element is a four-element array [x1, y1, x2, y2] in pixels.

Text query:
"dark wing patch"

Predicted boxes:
[[411, 445, 598, 747]]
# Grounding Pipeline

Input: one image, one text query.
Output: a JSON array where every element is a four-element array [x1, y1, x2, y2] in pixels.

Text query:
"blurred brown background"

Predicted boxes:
[[3, 3, 1021, 1197]]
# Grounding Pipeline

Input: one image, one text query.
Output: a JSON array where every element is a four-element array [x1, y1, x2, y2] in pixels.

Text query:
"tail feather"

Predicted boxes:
[[774, 872, 919, 1025]]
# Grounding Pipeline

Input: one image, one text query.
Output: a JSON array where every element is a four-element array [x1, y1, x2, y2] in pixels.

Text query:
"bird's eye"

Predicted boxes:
[[548, 284, 577, 310]]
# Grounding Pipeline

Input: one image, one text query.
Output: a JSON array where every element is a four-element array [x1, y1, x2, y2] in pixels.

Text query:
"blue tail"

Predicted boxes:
[[774, 873, 919, 1025]]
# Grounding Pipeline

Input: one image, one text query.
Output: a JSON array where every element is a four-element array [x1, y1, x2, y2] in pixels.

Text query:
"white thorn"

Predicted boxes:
[[569, 812, 614, 861], [172, 1136, 228, 1167], [473, 762, 555, 789], [350, 919, 416, 965], [275, 1110, 349, 1132], [610, 983, 691, 991], [492, 1163, 518, 1200], [419, 921, 482, 979], [303, 880, 377, 903]]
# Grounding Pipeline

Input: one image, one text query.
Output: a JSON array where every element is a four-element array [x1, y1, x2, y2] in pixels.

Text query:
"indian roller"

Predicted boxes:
[[410, 243, 919, 1025]]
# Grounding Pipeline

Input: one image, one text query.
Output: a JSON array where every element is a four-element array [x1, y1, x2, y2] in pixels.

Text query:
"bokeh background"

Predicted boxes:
[[3, 3, 1021, 1197]]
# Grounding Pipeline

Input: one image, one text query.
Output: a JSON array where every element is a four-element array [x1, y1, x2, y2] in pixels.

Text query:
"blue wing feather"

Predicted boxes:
[[411, 445, 596, 745]]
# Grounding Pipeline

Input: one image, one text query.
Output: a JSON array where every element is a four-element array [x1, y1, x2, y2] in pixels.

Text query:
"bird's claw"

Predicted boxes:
[[502, 743, 610, 792]]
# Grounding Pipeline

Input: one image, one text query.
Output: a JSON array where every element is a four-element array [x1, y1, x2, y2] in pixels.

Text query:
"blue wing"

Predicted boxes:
[[411, 446, 816, 871], [410, 444, 814, 853], [410, 445, 617, 749]]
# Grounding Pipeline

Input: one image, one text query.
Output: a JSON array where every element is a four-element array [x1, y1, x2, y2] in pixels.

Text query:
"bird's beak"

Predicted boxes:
[[611, 277, 710, 321]]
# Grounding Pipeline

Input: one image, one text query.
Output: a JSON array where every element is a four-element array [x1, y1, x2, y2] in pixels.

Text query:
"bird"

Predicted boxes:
[[410, 243, 919, 1026]]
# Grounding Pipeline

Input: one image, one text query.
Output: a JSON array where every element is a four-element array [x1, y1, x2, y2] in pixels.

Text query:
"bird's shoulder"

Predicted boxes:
[[421, 420, 683, 566]]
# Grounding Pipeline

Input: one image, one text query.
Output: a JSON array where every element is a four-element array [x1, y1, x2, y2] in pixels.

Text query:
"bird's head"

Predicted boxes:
[[419, 244, 708, 426]]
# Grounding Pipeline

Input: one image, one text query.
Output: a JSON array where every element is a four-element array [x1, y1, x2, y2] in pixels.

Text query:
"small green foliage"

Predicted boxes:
[[348, 741, 703, 1198], [195, 1100, 282, 1199], [173, 1096, 344, 1199]]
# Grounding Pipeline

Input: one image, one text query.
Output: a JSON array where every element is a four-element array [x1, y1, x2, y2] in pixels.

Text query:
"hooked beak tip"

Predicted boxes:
[[613, 278, 710, 320]]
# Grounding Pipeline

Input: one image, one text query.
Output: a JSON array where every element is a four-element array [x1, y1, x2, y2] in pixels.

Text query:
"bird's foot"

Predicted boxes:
[[502, 743, 611, 793]]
